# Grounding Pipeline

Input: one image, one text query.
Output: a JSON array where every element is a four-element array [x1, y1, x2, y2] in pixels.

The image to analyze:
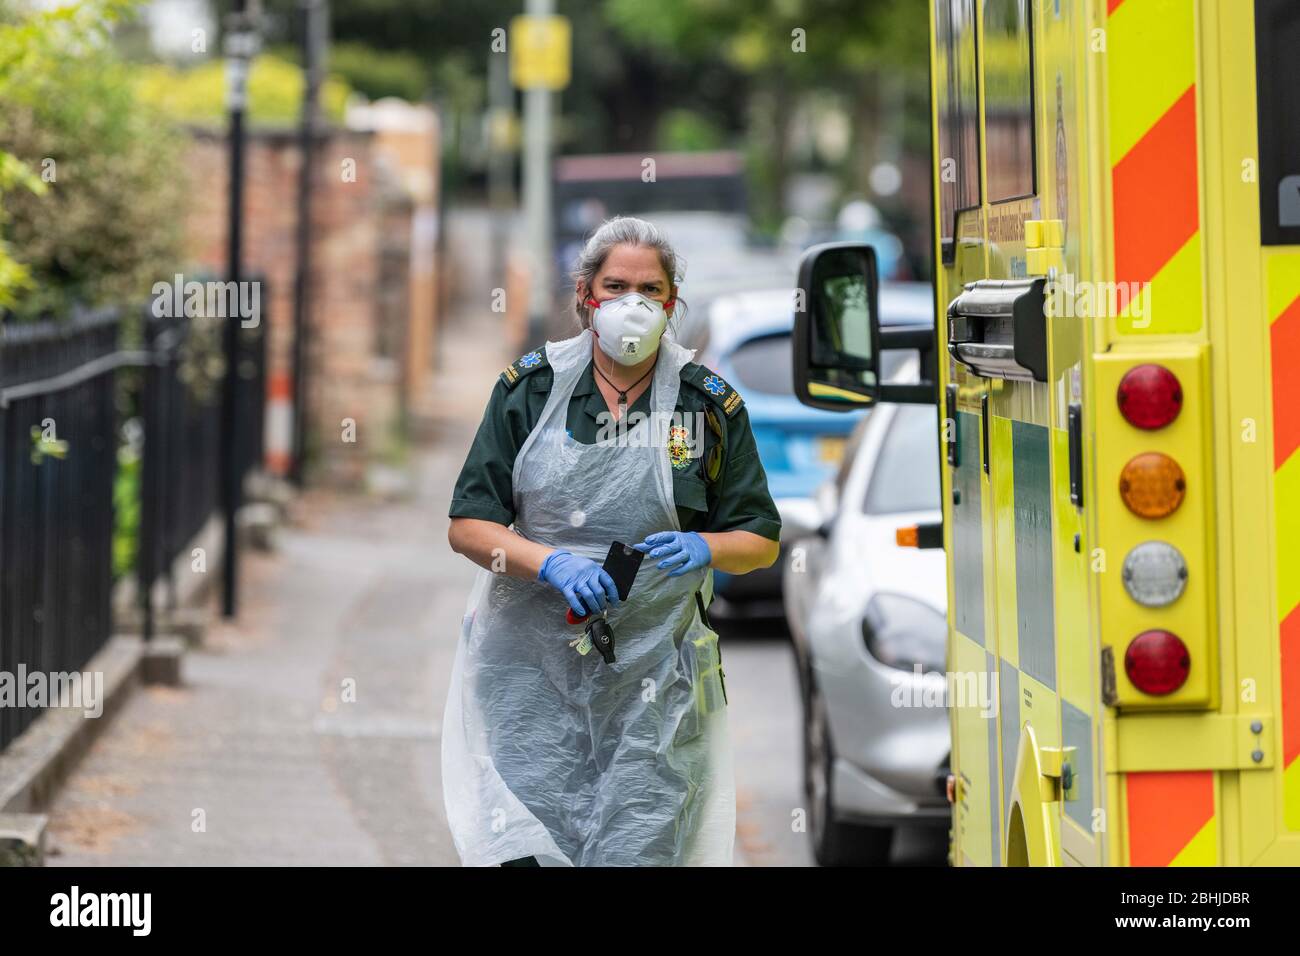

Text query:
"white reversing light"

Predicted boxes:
[[1121, 541, 1188, 608]]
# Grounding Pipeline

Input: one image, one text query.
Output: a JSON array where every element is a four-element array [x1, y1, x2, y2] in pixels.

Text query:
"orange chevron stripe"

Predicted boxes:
[[1272, 293, 1300, 467], [1112, 86, 1199, 294], [1283, 605, 1300, 769], [1126, 771, 1214, 866], [1270, 260, 1300, 827]]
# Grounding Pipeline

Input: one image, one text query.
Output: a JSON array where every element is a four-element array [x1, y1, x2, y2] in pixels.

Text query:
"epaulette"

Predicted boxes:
[[682, 362, 745, 418], [500, 348, 550, 389]]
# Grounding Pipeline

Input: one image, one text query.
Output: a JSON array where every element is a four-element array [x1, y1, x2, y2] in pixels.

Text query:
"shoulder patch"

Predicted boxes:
[[500, 348, 549, 389], [682, 362, 745, 418]]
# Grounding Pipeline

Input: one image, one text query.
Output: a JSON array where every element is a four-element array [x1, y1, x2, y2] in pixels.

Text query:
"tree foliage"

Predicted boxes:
[[602, 0, 926, 81], [0, 0, 132, 307], [329, 41, 429, 103], [0, 0, 188, 317]]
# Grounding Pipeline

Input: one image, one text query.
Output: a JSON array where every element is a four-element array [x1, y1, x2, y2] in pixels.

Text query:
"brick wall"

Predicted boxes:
[[184, 126, 408, 488]]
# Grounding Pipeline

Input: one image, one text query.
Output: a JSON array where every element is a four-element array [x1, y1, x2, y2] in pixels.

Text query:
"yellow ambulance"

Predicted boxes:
[[791, 0, 1300, 866]]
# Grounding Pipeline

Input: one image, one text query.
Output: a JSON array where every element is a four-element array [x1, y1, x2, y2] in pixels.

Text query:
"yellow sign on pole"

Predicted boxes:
[[510, 15, 571, 91]]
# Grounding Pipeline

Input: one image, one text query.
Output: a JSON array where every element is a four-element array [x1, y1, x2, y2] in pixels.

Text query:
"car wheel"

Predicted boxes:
[[804, 678, 895, 866]]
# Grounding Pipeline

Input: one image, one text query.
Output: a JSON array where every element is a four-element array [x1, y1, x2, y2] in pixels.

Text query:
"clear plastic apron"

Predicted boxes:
[[441, 330, 735, 866]]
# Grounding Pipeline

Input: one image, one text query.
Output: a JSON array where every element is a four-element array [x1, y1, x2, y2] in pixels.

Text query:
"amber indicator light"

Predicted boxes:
[[1119, 452, 1186, 519]]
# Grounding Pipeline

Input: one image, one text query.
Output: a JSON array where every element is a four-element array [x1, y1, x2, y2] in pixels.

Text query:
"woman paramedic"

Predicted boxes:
[[443, 216, 781, 866]]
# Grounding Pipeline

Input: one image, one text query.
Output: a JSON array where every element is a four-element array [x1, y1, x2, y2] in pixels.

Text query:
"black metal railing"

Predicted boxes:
[[0, 284, 268, 751], [0, 307, 126, 751], [136, 281, 267, 640]]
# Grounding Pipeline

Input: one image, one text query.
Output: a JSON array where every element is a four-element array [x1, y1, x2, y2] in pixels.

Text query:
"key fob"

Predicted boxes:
[[587, 616, 616, 664]]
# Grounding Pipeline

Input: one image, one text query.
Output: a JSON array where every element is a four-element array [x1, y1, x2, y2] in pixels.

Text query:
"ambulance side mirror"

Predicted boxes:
[[793, 242, 882, 411], [793, 242, 939, 410]]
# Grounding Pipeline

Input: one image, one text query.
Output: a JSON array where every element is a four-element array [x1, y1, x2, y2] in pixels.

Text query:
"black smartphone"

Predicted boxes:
[[603, 541, 644, 601]]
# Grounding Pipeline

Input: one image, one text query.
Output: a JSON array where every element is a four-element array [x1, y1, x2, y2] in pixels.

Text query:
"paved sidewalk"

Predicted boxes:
[[45, 314, 506, 866]]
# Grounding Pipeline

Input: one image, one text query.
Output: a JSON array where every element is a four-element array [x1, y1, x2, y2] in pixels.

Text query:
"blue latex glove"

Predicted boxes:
[[538, 550, 620, 618], [633, 531, 712, 577]]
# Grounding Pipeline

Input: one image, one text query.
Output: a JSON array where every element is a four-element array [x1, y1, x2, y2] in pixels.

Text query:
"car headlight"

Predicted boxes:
[[861, 593, 947, 673]]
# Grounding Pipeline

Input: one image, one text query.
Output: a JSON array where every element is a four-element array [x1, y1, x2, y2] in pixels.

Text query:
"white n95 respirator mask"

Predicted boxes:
[[589, 292, 670, 366]]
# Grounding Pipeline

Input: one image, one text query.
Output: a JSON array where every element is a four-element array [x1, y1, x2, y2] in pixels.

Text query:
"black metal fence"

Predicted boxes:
[[0, 307, 124, 751], [0, 286, 267, 751], [136, 283, 267, 640]]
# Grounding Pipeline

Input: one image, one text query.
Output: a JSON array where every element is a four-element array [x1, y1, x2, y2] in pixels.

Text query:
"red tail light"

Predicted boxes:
[[1117, 364, 1183, 430], [1124, 629, 1191, 695]]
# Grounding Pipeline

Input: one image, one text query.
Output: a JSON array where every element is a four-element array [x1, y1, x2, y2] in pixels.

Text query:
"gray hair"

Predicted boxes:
[[570, 216, 685, 329]]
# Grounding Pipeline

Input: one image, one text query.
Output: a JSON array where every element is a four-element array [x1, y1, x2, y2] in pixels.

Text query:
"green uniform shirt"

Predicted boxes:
[[449, 347, 782, 541]]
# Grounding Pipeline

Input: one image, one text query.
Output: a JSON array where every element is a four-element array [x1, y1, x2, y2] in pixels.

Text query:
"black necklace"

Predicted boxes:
[[592, 357, 655, 415]]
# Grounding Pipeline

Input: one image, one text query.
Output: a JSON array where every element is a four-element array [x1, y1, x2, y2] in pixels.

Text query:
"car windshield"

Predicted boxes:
[[726, 330, 919, 396], [727, 334, 793, 394], [834, 416, 871, 495], [863, 405, 941, 514]]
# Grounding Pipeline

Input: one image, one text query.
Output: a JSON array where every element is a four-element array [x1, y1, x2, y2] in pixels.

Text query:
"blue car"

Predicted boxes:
[[690, 283, 934, 618]]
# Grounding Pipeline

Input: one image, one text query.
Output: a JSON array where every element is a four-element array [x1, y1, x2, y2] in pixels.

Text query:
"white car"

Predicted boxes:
[[782, 401, 950, 865], [687, 283, 935, 619]]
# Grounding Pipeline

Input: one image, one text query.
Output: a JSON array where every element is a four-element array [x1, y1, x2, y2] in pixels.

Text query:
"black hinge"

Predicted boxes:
[[946, 383, 959, 467], [980, 392, 990, 476], [1068, 402, 1084, 508], [1100, 646, 1118, 707]]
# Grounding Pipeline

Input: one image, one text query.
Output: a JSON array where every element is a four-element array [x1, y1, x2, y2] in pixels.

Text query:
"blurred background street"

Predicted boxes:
[[0, 0, 948, 867]]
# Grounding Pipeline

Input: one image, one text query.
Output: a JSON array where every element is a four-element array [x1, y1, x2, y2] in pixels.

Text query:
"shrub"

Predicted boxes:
[[135, 53, 351, 126], [0, 0, 187, 318]]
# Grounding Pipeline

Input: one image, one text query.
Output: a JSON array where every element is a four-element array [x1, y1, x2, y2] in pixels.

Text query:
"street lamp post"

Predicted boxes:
[[221, 1, 258, 618]]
